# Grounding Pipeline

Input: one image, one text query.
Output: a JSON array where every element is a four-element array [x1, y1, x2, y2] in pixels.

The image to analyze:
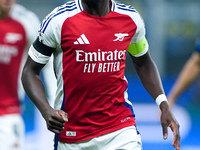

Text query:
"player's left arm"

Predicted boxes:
[[128, 39, 180, 150], [128, 11, 180, 149]]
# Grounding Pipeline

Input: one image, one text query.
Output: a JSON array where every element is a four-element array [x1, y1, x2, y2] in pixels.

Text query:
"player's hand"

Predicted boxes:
[[160, 102, 181, 150], [43, 108, 68, 134]]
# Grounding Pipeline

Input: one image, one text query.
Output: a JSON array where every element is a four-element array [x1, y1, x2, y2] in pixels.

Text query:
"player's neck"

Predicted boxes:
[[81, 0, 111, 17]]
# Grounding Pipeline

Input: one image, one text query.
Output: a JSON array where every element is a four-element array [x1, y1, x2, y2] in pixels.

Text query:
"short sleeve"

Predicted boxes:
[[28, 8, 61, 64], [28, 38, 55, 64], [37, 7, 60, 49], [128, 12, 149, 57]]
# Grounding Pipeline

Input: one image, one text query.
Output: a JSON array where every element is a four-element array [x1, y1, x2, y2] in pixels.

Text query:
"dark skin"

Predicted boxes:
[[130, 53, 180, 150], [21, 59, 68, 134], [82, 0, 111, 17], [21, 0, 180, 149]]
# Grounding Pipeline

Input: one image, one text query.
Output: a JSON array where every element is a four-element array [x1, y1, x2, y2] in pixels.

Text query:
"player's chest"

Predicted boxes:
[[60, 13, 137, 52]]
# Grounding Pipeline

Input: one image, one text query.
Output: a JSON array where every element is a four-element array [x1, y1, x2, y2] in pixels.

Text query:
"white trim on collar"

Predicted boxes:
[[75, 0, 83, 12], [111, 0, 116, 11]]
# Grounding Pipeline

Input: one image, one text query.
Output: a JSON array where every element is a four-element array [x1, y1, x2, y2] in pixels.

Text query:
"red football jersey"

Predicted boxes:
[[29, 0, 148, 143]]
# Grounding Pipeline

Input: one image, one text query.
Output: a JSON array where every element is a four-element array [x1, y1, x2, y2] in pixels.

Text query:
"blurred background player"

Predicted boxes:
[[0, 0, 40, 149], [168, 38, 200, 107]]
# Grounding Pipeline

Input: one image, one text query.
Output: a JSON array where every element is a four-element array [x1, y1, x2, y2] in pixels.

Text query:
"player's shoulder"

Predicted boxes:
[[44, 0, 78, 21], [113, 1, 137, 13], [112, 1, 143, 23], [112, 0, 139, 16], [40, 1, 78, 32], [39, 1, 79, 33]]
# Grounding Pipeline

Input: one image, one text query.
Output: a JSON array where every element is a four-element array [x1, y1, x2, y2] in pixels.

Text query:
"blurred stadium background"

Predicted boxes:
[[17, 0, 200, 149]]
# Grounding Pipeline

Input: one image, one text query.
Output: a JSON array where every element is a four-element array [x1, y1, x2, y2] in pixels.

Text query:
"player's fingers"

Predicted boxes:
[[48, 124, 64, 134], [49, 123, 64, 131], [49, 117, 65, 128], [162, 122, 168, 140], [172, 133, 181, 150], [53, 110, 68, 122], [46, 117, 65, 134], [170, 122, 181, 150], [58, 110, 68, 122]]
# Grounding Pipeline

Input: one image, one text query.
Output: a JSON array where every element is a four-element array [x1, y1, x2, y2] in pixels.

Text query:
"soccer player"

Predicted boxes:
[[168, 39, 200, 107], [21, 0, 181, 150], [0, 0, 40, 149]]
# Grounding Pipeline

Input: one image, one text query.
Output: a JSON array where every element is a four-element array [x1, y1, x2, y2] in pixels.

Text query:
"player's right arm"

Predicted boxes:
[[168, 51, 200, 107], [21, 7, 68, 134], [21, 48, 68, 134]]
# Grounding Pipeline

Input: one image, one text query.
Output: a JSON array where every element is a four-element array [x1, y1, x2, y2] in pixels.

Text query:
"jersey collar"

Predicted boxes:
[[75, 0, 83, 12], [111, 0, 116, 11]]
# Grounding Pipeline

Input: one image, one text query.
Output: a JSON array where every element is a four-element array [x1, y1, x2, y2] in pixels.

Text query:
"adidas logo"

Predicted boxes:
[[74, 34, 90, 45]]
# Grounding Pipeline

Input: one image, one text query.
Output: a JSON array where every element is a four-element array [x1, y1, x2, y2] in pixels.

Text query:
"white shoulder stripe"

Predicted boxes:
[[40, 1, 77, 33], [77, 0, 83, 11], [114, 1, 136, 12]]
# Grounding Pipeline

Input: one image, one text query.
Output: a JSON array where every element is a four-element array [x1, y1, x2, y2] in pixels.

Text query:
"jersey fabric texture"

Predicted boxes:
[[28, 0, 149, 143], [0, 4, 40, 115]]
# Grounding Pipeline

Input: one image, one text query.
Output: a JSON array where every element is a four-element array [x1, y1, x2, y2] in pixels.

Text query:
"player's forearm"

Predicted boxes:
[[134, 55, 165, 100], [21, 63, 52, 117]]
